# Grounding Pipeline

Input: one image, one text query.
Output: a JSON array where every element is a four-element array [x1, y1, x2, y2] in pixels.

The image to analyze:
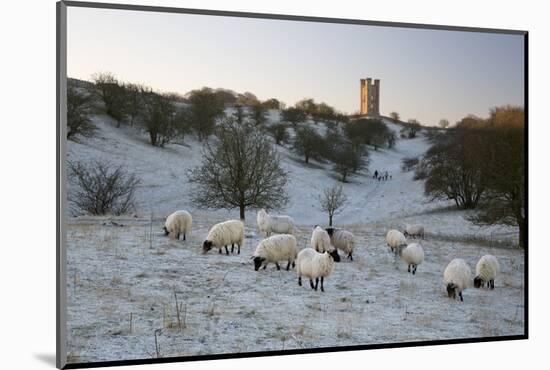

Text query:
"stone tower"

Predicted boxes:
[[359, 78, 380, 116]]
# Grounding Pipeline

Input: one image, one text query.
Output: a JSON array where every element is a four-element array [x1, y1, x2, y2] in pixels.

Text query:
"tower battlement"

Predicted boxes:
[[359, 77, 380, 116]]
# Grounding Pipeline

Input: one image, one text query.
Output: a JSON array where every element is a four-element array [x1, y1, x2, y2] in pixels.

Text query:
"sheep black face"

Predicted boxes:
[[325, 227, 335, 237], [473, 276, 484, 288], [202, 240, 213, 254], [446, 283, 457, 299], [403, 231, 409, 237], [252, 256, 266, 271], [329, 249, 341, 262], [163, 226, 169, 236]]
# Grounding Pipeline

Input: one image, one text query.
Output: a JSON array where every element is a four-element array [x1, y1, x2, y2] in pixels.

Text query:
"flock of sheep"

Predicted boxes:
[[162, 209, 500, 301]]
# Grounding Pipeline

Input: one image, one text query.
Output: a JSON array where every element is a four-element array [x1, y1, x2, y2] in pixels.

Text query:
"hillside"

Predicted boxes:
[[67, 112, 516, 242]]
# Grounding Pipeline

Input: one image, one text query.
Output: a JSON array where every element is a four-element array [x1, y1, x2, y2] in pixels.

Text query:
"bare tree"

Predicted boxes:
[[249, 102, 268, 126], [389, 111, 400, 123], [267, 123, 289, 145], [67, 85, 96, 140], [189, 118, 289, 219], [92, 72, 128, 127], [281, 107, 307, 127], [68, 160, 140, 215], [319, 184, 348, 226], [292, 125, 326, 163], [438, 118, 450, 129], [186, 87, 226, 140], [141, 92, 178, 147]]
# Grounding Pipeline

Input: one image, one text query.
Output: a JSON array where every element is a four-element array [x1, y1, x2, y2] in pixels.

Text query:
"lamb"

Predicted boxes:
[[325, 227, 355, 261], [202, 220, 244, 255], [474, 255, 500, 289], [386, 229, 407, 254], [444, 258, 472, 302], [403, 224, 425, 239], [296, 248, 341, 292], [163, 210, 192, 241], [257, 209, 294, 237], [399, 243, 424, 274], [251, 234, 298, 271], [310, 226, 332, 253]]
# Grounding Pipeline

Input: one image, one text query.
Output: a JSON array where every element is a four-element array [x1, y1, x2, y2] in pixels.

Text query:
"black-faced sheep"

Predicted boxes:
[[202, 220, 244, 255], [325, 227, 355, 261], [399, 243, 425, 274], [163, 210, 192, 241], [311, 225, 332, 253], [251, 234, 298, 271], [474, 254, 500, 289], [444, 258, 472, 302], [296, 248, 341, 292], [257, 209, 294, 237], [403, 224, 425, 239], [386, 229, 407, 254]]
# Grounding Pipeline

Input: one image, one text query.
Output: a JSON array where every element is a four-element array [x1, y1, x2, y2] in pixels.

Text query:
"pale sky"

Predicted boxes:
[[67, 6, 525, 125]]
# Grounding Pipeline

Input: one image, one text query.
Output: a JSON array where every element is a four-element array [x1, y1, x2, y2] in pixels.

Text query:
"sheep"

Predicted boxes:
[[474, 255, 500, 289], [202, 220, 244, 255], [403, 223, 425, 239], [399, 243, 424, 274], [311, 225, 332, 253], [444, 258, 472, 302], [296, 248, 341, 292], [386, 229, 407, 254], [251, 234, 298, 271], [163, 210, 192, 241], [257, 209, 294, 237], [325, 227, 355, 261]]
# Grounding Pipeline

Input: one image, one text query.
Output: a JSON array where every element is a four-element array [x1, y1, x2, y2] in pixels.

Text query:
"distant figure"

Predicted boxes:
[[373, 170, 379, 179], [384, 171, 389, 181], [378, 176, 381, 182], [390, 175, 393, 180]]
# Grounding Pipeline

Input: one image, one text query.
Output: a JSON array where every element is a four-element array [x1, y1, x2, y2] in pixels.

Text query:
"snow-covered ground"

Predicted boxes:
[[66, 112, 523, 363]]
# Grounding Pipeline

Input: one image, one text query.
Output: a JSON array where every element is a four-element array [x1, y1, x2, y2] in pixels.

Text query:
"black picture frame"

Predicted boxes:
[[57, 1, 528, 368]]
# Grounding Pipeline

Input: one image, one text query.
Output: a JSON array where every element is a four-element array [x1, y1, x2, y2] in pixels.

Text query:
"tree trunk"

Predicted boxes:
[[305, 155, 309, 164], [329, 214, 333, 227], [239, 205, 245, 220], [149, 131, 157, 146]]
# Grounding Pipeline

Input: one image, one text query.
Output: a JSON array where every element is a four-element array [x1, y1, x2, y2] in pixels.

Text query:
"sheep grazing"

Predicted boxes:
[[202, 220, 244, 255], [310, 226, 332, 253], [474, 254, 500, 289], [251, 234, 298, 271], [163, 210, 192, 241], [257, 209, 294, 237], [444, 258, 472, 302], [325, 227, 355, 261], [399, 243, 424, 274], [296, 248, 341, 292], [403, 224, 425, 239], [386, 229, 407, 254]]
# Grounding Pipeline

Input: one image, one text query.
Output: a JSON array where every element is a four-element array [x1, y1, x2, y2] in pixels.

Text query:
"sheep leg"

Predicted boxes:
[[349, 253, 353, 261], [407, 264, 411, 273], [263, 263, 267, 270], [314, 278, 319, 291], [176, 233, 180, 240], [490, 280, 495, 289], [231, 244, 235, 253], [275, 262, 281, 270], [238, 244, 241, 254], [320, 277, 324, 292], [183, 233, 186, 241], [224, 245, 229, 255], [309, 279, 315, 290], [298, 276, 302, 286], [218, 248, 222, 254], [292, 261, 295, 268], [286, 261, 291, 271], [412, 265, 417, 275], [459, 292, 464, 302]]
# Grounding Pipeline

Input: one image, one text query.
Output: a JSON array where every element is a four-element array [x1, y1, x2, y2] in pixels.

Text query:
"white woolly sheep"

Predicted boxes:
[[311, 226, 332, 253], [163, 210, 192, 241], [325, 227, 356, 261], [251, 234, 298, 271], [296, 248, 341, 292], [399, 243, 424, 274], [474, 254, 500, 289], [403, 224, 425, 239], [386, 229, 407, 254], [202, 220, 244, 255], [444, 258, 472, 302], [257, 209, 294, 237]]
